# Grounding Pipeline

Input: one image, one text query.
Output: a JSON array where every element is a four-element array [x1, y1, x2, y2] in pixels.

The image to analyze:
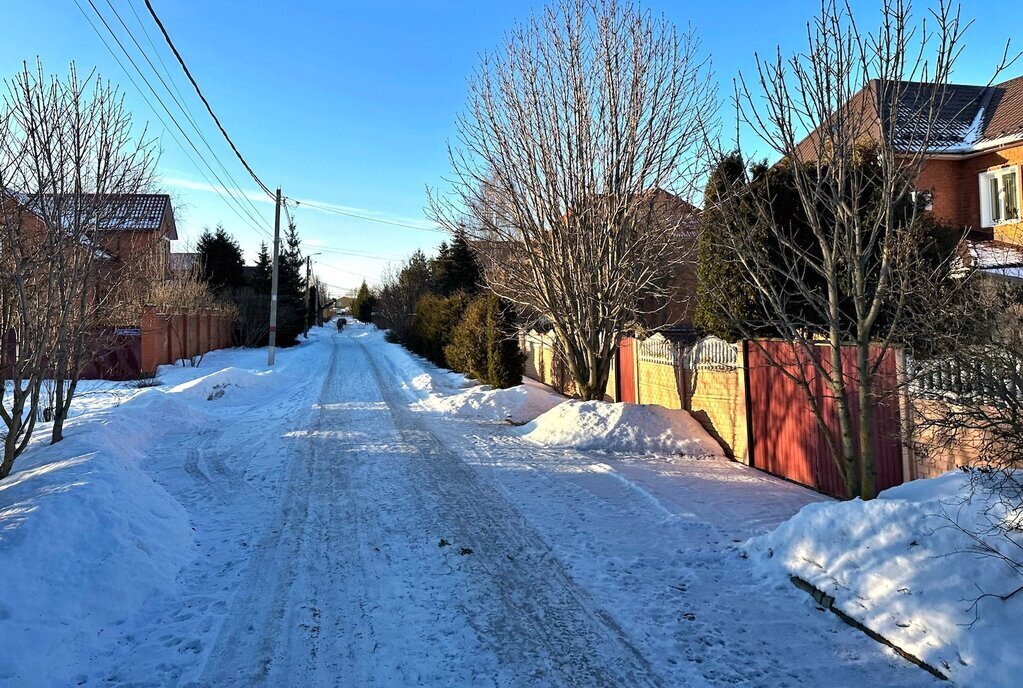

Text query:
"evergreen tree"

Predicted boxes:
[[693, 152, 762, 340], [484, 295, 524, 388], [445, 294, 523, 388], [273, 221, 306, 346], [251, 242, 272, 293], [444, 231, 481, 295], [196, 224, 245, 292], [694, 149, 960, 343], [429, 242, 451, 293], [352, 281, 377, 322]]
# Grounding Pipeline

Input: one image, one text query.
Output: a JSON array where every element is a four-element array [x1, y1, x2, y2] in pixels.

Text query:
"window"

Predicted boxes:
[[980, 166, 1020, 227], [911, 189, 934, 212]]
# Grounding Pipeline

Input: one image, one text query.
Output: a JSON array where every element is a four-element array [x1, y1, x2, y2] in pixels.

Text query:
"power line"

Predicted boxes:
[[112, 0, 270, 230], [143, 0, 274, 198], [289, 198, 446, 233], [314, 246, 405, 261], [313, 259, 367, 278], [132, 2, 448, 243], [73, 0, 274, 241]]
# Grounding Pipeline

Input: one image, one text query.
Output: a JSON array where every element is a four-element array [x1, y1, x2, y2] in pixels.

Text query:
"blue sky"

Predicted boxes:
[[2, 1, 1019, 293]]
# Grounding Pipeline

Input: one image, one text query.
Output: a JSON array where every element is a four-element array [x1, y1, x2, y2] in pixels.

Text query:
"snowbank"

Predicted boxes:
[[422, 379, 564, 424], [518, 400, 725, 457], [0, 328, 332, 685], [746, 470, 1023, 685]]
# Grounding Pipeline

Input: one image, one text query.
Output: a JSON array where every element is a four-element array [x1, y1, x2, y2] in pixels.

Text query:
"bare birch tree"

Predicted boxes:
[[430, 0, 714, 400], [700, 0, 1005, 498]]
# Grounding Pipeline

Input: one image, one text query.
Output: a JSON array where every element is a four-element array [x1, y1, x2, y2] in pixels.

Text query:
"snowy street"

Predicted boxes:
[[3, 325, 937, 687]]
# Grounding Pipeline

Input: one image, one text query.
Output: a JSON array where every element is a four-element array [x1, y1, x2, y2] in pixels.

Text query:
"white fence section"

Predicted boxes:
[[908, 350, 1023, 401], [637, 334, 680, 366], [685, 336, 739, 371]]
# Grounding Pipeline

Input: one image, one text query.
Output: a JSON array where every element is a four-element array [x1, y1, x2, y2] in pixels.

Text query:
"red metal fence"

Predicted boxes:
[[745, 340, 904, 498], [138, 306, 233, 376], [616, 337, 638, 403]]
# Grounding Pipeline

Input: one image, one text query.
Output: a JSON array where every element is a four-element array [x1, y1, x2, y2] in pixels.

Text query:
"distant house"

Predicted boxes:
[[631, 189, 701, 331], [169, 251, 199, 278]]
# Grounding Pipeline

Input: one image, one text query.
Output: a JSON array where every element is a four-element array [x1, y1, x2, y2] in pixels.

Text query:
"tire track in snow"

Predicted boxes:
[[195, 338, 344, 686], [355, 336, 663, 687]]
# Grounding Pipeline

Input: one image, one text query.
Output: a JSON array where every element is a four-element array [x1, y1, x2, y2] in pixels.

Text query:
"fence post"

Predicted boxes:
[[140, 305, 157, 375], [740, 340, 755, 467], [895, 347, 916, 481]]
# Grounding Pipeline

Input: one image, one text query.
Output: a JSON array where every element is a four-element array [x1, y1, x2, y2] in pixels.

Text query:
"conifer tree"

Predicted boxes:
[[196, 224, 246, 293], [251, 242, 272, 293], [444, 231, 481, 295], [352, 281, 377, 322], [273, 221, 306, 346]]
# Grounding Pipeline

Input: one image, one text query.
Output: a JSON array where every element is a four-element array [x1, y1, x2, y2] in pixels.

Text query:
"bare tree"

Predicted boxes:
[[17, 64, 157, 443], [699, 0, 1007, 498], [0, 61, 156, 477], [430, 0, 714, 400]]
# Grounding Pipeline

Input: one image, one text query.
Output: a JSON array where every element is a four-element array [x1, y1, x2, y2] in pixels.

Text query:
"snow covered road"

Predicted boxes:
[[4, 324, 940, 686]]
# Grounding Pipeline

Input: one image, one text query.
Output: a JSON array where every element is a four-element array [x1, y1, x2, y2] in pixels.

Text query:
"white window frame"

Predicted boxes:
[[979, 165, 1021, 228]]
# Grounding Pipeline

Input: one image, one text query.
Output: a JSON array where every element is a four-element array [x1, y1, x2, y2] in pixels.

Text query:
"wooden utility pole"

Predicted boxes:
[[267, 187, 282, 365], [304, 255, 312, 339]]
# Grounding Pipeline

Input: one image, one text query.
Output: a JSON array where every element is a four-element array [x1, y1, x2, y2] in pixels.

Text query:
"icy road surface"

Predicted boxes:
[[54, 325, 936, 686]]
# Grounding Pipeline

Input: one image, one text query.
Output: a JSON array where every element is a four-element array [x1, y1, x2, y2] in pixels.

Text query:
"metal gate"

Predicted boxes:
[[746, 340, 904, 498], [616, 337, 637, 403]]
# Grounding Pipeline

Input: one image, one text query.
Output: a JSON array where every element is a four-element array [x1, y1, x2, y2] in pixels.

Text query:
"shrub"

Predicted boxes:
[[445, 297, 489, 378], [409, 292, 469, 366], [445, 294, 524, 388]]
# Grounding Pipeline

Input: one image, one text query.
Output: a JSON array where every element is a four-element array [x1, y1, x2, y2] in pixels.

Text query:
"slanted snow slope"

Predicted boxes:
[[747, 470, 1023, 686], [519, 399, 725, 457], [422, 377, 564, 424]]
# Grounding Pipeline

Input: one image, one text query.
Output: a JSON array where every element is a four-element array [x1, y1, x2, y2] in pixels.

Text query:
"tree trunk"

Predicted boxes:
[[51, 379, 78, 444], [856, 343, 877, 499], [557, 327, 613, 401], [828, 343, 860, 499]]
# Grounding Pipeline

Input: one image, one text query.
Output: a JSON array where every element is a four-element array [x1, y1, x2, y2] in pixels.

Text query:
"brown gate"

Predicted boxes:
[[746, 340, 904, 498]]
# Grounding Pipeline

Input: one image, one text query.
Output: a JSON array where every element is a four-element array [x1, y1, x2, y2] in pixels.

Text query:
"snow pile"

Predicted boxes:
[[0, 328, 332, 685], [519, 400, 725, 457], [746, 470, 1023, 685], [422, 379, 564, 424], [0, 393, 199, 683]]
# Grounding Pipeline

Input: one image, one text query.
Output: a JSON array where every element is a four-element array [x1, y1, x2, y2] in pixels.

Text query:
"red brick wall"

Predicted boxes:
[[140, 306, 234, 375], [917, 143, 1023, 243]]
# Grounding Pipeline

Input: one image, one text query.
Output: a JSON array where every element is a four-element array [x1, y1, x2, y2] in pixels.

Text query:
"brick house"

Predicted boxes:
[[829, 77, 1023, 277], [905, 76, 1023, 279], [91, 193, 178, 282]]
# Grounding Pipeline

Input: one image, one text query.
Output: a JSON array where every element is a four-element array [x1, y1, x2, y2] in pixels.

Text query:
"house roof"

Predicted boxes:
[[14, 191, 178, 239], [89, 194, 176, 237], [795, 75, 1023, 158]]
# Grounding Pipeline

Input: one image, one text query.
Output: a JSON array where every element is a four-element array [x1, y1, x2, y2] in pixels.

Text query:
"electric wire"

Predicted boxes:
[[74, 0, 274, 240], [143, 0, 274, 198]]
